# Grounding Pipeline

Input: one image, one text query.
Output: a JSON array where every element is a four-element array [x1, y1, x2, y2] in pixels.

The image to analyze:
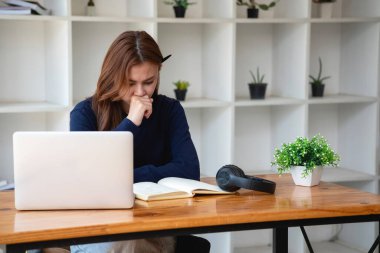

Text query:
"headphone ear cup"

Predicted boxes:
[[216, 165, 246, 192]]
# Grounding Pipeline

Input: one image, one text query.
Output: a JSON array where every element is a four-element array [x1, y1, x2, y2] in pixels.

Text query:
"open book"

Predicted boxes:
[[133, 177, 234, 201]]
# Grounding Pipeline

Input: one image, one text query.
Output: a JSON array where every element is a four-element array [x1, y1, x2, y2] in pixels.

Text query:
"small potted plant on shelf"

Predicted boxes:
[[272, 134, 340, 187], [173, 80, 189, 101], [164, 0, 196, 18], [236, 0, 279, 18], [309, 57, 330, 97], [248, 67, 267, 99]]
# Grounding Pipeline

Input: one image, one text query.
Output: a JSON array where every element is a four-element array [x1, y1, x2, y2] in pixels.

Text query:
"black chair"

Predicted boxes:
[[175, 235, 211, 253]]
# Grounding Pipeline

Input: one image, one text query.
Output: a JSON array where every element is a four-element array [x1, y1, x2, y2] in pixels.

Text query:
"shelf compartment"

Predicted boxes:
[[0, 15, 67, 21], [310, 17, 380, 23], [235, 18, 307, 24], [235, 23, 308, 100], [72, 22, 155, 103], [236, 0, 309, 19], [45, 0, 68, 16], [233, 231, 272, 253], [179, 98, 229, 108], [309, 22, 380, 97], [312, 241, 366, 253], [0, 20, 69, 108], [234, 105, 306, 172], [186, 107, 233, 176], [158, 23, 234, 102], [321, 167, 375, 183], [156, 17, 233, 24], [235, 96, 303, 107], [308, 103, 377, 177], [71, 0, 155, 18], [157, 0, 233, 19], [308, 94, 377, 104], [0, 0, 69, 17], [0, 102, 67, 113], [311, 0, 380, 19], [234, 245, 272, 253], [0, 112, 69, 181], [70, 16, 155, 23]]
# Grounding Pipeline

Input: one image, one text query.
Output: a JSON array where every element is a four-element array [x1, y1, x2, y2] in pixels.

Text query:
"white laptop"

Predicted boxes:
[[13, 131, 134, 210]]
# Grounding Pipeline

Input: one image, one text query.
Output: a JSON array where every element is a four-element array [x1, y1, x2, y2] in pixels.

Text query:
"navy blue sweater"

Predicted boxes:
[[70, 95, 200, 183]]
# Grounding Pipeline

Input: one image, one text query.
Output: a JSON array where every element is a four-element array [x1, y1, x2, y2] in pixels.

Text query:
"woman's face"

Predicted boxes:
[[120, 61, 159, 107]]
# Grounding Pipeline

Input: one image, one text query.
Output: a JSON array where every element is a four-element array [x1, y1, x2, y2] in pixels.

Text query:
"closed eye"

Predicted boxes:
[[129, 76, 156, 86]]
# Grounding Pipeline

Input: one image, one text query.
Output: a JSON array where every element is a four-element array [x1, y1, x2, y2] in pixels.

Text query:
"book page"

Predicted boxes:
[[158, 177, 232, 195], [133, 182, 191, 201]]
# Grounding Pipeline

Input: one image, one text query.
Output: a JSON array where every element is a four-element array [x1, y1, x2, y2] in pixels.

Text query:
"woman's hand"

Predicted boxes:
[[127, 95, 153, 126]]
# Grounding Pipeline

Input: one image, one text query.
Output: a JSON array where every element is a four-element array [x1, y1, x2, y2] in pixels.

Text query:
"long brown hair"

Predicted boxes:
[[92, 31, 163, 131]]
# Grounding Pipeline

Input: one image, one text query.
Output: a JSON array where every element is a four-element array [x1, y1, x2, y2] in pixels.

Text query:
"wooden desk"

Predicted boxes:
[[1, 174, 380, 253]]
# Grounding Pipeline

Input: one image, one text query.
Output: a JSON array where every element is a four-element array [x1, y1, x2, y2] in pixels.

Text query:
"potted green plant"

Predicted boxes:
[[309, 57, 330, 97], [236, 0, 278, 18], [164, 0, 196, 18], [173, 80, 189, 101], [272, 134, 340, 186], [248, 67, 267, 99]]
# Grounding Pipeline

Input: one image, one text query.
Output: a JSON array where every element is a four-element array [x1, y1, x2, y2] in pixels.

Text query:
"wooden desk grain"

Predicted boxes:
[[1, 174, 380, 245]]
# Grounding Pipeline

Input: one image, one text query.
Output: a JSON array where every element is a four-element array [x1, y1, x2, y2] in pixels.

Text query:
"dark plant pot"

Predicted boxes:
[[247, 8, 259, 18], [311, 84, 325, 97], [173, 6, 186, 18], [248, 83, 267, 99], [174, 89, 187, 101], [313, 0, 336, 3]]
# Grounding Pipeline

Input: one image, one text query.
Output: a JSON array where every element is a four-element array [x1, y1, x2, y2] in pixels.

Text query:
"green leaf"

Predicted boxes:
[[173, 80, 190, 90], [164, 0, 196, 8], [319, 76, 330, 82], [259, 74, 265, 83], [258, 4, 269, 10], [309, 57, 330, 86], [249, 70, 257, 83]]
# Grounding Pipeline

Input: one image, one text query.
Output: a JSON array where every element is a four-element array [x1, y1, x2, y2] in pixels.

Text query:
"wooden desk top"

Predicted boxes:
[[1, 174, 380, 245]]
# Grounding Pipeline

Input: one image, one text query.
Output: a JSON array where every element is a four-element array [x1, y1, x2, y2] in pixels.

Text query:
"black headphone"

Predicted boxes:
[[216, 164, 276, 194]]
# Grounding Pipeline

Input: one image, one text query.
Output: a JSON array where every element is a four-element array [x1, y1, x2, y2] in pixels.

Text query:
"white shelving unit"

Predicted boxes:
[[0, 0, 379, 253]]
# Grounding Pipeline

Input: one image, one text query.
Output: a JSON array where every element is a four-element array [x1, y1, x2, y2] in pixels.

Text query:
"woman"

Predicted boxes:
[[70, 30, 199, 183], [70, 31, 204, 253]]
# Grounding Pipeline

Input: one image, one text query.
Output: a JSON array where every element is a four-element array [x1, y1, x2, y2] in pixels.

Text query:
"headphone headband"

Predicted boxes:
[[216, 164, 276, 194], [229, 174, 276, 194]]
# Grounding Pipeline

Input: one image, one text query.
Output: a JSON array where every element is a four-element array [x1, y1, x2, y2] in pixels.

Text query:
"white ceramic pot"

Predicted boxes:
[[290, 166, 323, 187]]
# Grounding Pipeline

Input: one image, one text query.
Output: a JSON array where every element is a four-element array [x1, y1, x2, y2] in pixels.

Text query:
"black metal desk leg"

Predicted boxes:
[[273, 227, 288, 253], [368, 234, 379, 253], [300, 226, 314, 253]]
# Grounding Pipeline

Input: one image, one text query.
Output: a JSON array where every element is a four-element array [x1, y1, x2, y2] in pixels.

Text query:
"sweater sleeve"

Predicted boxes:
[[70, 99, 139, 135], [70, 101, 98, 131], [70, 98, 200, 183], [133, 101, 200, 183]]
